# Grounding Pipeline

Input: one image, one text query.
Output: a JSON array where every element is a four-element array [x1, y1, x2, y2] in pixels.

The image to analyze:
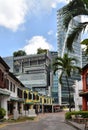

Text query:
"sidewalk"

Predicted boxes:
[[66, 120, 85, 130], [0, 113, 86, 130], [38, 112, 85, 130]]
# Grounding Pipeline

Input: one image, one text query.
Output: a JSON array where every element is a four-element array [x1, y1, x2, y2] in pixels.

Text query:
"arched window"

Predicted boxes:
[[24, 91, 27, 99], [28, 92, 32, 99], [44, 99, 46, 103], [36, 95, 39, 100]]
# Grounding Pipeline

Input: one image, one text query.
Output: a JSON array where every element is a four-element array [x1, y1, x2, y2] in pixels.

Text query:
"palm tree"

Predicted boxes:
[[60, 0, 88, 51], [53, 53, 81, 112]]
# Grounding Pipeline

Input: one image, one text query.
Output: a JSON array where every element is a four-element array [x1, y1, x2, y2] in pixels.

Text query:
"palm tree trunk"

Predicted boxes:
[[66, 75, 71, 112]]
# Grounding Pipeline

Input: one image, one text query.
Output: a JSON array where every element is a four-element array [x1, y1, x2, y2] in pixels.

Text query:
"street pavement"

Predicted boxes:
[[0, 112, 82, 130]]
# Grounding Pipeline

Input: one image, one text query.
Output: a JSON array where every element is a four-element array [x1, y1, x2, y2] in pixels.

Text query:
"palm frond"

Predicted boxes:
[[66, 22, 88, 50], [59, 71, 64, 85], [53, 67, 58, 75], [52, 53, 81, 85], [60, 0, 88, 29], [81, 39, 88, 45], [83, 0, 88, 8], [70, 65, 81, 73]]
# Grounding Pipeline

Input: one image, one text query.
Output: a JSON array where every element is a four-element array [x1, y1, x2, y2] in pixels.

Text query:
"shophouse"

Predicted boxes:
[[79, 64, 88, 110], [0, 56, 53, 119]]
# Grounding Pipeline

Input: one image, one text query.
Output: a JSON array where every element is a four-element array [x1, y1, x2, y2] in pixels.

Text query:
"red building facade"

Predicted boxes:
[[80, 64, 88, 110]]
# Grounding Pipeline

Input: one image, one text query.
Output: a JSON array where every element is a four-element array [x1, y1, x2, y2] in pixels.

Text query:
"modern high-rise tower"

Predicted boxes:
[[57, 9, 82, 106], [3, 52, 52, 96]]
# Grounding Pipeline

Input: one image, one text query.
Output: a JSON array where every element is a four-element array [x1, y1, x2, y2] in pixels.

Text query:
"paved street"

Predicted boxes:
[[0, 112, 76, 130]]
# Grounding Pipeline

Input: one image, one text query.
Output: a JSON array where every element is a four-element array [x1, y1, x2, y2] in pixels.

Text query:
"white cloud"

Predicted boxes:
[[51, 0, 68, 8], [0, 0, 28, 31], [0, 0, 67, 31], [27, 0, 67, 15], [23, 36, 54, 54]]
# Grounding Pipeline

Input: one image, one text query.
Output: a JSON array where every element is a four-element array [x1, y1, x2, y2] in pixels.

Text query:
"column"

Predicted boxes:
[[1, 96, 8, 119], [42, 104, 44, 113], [82, 97, 87, 111], [20, 103, 23, 114], [14, 102, 18, 111], [38, 104, 40, 113], [13, 102, 19, 119], [52, 104, 54, 113]]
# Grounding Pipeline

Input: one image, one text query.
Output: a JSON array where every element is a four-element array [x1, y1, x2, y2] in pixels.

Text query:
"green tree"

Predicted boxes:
[[13, 50, 26, 57], [37, 48, 48, 54], [53, 53, 81, 112], [60, 0, 88, 51]]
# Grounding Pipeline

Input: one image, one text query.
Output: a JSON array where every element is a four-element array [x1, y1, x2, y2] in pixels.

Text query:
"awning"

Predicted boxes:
[[10, 97, 24, 102], [0, 88, 10, 96], [79, 91, 88, 96], [25, 102, 34, 105]]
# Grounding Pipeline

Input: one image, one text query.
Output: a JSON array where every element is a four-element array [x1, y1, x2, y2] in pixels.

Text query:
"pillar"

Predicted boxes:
[[82, 97, 87, 110], [14, 102, 18, 111], [38, 104, 40, 113], [1, 96, 8, 119], [13, 102, 19, 119], [42, 104, 44, 113], [20, 103, 23, 114], [52, 104, 54, 113]]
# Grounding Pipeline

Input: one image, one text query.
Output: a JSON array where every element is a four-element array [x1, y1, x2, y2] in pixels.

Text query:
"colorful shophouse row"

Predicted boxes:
[[0, 56, 53, 119]]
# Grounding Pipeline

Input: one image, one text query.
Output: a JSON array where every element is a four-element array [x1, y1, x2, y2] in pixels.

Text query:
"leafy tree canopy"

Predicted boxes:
[[13, 50, 26, 57], [37, 48, 48, 54]]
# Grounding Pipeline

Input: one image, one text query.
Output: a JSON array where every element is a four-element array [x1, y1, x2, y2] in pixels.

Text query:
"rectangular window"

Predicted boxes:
[[7, 79, 9, 90], [10, 82, 12, 91], [17, 88, 22, 98], [13, 84, 15, 92]]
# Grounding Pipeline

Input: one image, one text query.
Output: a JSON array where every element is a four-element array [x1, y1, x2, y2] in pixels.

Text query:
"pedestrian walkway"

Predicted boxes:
[[37, 112, 85, 130], [66, 119, 85, 130], [36, 113, 50, 120], [0, 112, 86, 130]]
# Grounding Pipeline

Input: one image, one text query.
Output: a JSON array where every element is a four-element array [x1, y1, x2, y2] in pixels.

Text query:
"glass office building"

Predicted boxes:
[[57, 9, 82, 105], [50, 51, 59, 104], [82, 49, 88, 67]]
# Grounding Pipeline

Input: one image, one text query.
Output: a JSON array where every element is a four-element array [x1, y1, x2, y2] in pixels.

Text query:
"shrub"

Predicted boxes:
[[65, 111, 88, 120], [0, 108, 6, 119]]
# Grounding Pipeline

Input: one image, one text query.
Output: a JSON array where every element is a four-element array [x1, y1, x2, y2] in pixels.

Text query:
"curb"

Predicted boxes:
[[0, 118, 37, 129], [0, 115, 44, 129], [65, 120, 83, 130], [0, 114, 54, 129]]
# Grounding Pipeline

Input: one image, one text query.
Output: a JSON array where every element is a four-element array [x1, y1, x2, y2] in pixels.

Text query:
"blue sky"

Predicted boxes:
[[0, 0, 67, 57]]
